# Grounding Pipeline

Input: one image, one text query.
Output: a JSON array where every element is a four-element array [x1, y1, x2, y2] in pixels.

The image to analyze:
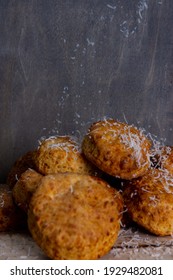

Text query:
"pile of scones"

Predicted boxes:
[[1, 118, 173, 259]]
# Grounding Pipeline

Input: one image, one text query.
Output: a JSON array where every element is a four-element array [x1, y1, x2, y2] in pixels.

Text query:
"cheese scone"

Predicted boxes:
[[0, 184, 26, 231], [6, 150, 37, 188], [82, 119, 151, 180], [28, 173, 123, 260], [35, 136, 100, 176], [12, 169, 43, 213], [123, 168, 173, 236]]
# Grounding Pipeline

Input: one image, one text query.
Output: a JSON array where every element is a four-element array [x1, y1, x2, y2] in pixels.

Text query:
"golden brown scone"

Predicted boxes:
[[28, 173, 123, 260], [35, 136, 100, 176], [151, 145, 173, 175], [12, 169, 43, 213], [82, 119, 151, 180], [6, 150, 37, 188], [123, 168, 173, 236], [0, 184, 26, 231]]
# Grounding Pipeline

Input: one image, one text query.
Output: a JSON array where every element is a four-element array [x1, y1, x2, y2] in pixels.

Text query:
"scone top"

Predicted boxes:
[[38, 135, 79, 153]]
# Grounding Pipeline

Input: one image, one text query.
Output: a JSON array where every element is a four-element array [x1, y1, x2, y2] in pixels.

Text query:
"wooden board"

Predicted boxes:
[[1, 0, 173, 182]]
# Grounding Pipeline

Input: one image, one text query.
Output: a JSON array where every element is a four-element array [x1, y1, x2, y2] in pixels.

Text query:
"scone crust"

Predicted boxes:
[[0, 184, 26, 231], [82, 119, 151, 180], [36, 136, 99, 176], [123, 168, 173, 236], [28, 173, 123, 260], [12, 169, 43, 213], [6, 151, 37, 188]]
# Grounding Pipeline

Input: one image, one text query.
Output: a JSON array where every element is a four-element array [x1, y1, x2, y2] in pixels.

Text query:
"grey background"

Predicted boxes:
[[0, 0, 173, 183]]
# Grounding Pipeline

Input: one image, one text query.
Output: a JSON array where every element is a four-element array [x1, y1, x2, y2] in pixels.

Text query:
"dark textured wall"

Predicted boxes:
[[0, 0, 173, 182]]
